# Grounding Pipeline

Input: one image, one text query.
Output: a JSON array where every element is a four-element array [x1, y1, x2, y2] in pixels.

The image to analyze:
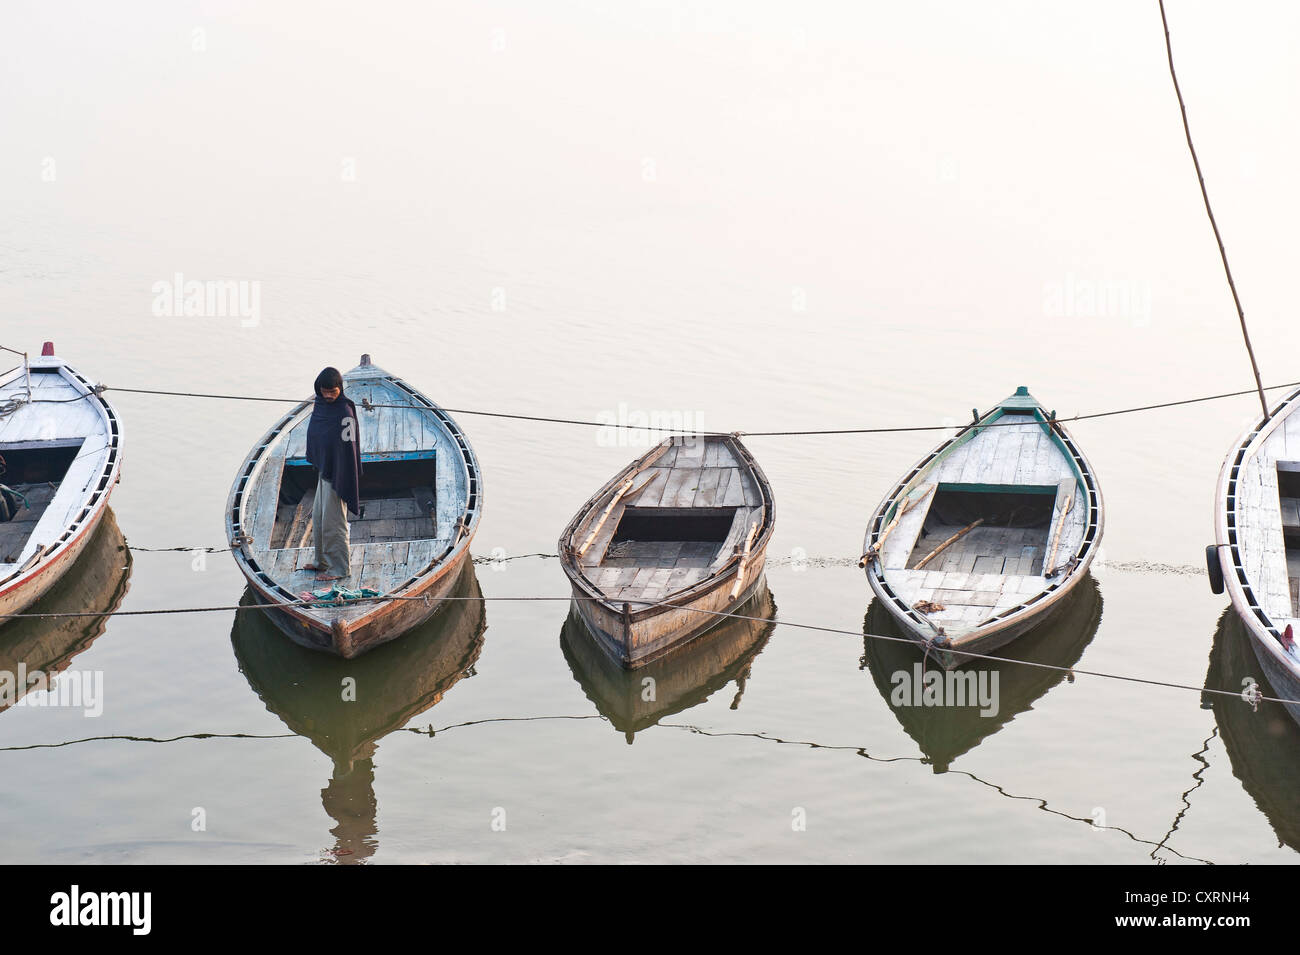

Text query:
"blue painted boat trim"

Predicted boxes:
[[285, 449, 437, 467], [937, 482, 1059, 495]]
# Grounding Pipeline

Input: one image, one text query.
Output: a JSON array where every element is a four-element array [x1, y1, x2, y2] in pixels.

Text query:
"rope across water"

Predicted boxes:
[[97, 378, 1295, 436], [1, 591, 1292, 710]]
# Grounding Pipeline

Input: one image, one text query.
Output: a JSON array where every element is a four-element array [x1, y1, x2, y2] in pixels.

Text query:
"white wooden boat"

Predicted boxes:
[[225, 354, 482, 658], [0, 343, 124, 625], [861, 387, 1103, 667], [559, 434, 775, 668], [1208, 385, 1300, 729]]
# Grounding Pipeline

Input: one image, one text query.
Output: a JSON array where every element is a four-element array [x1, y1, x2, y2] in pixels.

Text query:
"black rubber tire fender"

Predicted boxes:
[[1206, 544, 1226, 595]]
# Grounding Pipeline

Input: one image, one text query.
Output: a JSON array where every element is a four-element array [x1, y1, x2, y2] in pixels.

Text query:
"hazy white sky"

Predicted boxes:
[[2, 1, 1297, 561]]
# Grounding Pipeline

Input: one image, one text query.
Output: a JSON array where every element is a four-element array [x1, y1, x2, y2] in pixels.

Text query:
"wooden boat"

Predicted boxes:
[[231, 563, 486, 862], [0, 507, 131, 714], [558, 433, 775, 669], [225, 354, 482, 658], [862, 575, 1101, 772], [1208, 385, 1300, 729], [561, 580, 776, 742], [0, 343, 124, 625], [1202, 608, 1300, 853], [860, 386, 1103, 668]]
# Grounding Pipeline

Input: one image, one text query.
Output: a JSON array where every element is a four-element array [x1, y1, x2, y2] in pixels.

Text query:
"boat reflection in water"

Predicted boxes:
[[230, 564, 486, 863], [0, 508, 131, 714], [861, 574, 1102, 772], [1203, 609, 1300, 853], [561, 581, 776, 743]]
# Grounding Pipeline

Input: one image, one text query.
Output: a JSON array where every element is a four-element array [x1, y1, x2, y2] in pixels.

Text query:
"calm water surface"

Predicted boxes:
[[2, 1, 1299, 863]]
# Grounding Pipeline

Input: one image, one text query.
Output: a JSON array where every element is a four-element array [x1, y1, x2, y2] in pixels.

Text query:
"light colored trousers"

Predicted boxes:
[[312, 475, 351, 575]]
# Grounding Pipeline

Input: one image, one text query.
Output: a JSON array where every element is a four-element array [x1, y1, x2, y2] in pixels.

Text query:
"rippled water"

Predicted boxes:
[[2, 0, 1299, 863]]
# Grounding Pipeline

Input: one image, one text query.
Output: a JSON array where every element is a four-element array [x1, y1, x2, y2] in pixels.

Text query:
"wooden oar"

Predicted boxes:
[[860, 484, 935, 567], [576, 471, 661, 558], [729, 520, 761, 600], [1045, 492, 1075, 577], [914, 519, 985, 570]]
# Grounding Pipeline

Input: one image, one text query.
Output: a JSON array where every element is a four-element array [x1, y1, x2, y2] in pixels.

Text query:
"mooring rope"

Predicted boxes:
[[1, 592, 1294, 710], [119, 544, 1204, 578], [1158, 0, 1270, 423], [76, 376, 1300, 437]]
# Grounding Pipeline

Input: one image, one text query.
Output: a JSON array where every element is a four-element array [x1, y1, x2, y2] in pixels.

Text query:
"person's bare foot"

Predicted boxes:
[[314, 572, 344, 581], [303, 562, 325, 572]]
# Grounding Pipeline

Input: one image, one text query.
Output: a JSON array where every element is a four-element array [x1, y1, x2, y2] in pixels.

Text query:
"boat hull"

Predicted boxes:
[[1211, 383, 1300, 732], [238, 547, 475, 658], [865, 563, 1093, 668], [1247, 632, 1300, 729], [0, 354, 124, 624], [0, 496, 114, 622], [559, 434, 776, 669], [568, 555, 768, 669]]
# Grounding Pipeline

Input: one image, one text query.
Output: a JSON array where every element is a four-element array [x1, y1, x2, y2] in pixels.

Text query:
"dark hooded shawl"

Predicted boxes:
[[305, 369, 363, 516]]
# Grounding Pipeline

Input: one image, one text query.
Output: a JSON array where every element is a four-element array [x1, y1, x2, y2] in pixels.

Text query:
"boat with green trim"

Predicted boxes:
[[860, 386, 1104, 667]]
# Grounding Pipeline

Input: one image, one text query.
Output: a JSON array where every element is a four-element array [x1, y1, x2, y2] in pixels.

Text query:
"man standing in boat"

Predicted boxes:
[[303, 367, 363, 581]]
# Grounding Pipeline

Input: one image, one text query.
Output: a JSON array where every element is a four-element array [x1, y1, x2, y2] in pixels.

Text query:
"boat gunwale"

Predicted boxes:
[[0, 357, 124, 603], [557, 434, 776, 623], [223, 369, 483, 634], [862, 396, 1104, 646], [1213, 383, 1300, 683]]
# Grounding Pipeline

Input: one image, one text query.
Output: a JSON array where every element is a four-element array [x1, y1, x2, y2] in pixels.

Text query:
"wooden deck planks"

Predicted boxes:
[[671, 468, 704, 507], [658, 468, 694, 508], [675, 439, 706, 468], [720, 469, 747, 506], [249, 442, 290, 546], [693, 468, 724, 506]]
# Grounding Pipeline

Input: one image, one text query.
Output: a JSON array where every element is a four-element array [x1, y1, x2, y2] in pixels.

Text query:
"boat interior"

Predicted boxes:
[[573, 436, 770, 607], [238, 363, 479, 603], [0, 440, 83, 564], [905, 486, 1057, 576], [270, 456, 439, 548], [602, 506, 738, 569]]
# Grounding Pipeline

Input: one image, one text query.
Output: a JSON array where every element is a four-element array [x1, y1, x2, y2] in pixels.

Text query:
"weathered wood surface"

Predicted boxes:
[[1213, 385, 1300, 728], [226, 357, 482, 657], [0, 352, 124, 619], [861, 388, 1103, 664], [558, 434, 776, 668]]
